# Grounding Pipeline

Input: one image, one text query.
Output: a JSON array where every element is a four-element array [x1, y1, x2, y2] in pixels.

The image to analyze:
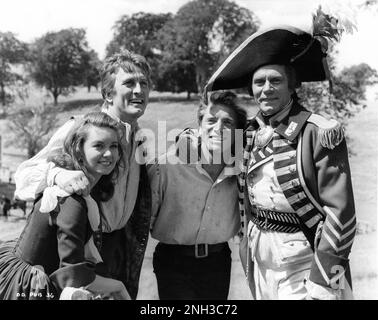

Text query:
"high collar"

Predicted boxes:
[[247, 101, 312, 141], [268, 99, 293, 127]]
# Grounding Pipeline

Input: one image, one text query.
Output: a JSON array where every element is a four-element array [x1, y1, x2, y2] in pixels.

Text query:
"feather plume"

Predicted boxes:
[[291, 4, 356, 62], [312, 5, 357, 48], [312, 6, 342, 42]]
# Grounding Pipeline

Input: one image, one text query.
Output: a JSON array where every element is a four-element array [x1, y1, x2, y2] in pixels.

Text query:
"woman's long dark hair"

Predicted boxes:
[[48, 112, 125, 202]]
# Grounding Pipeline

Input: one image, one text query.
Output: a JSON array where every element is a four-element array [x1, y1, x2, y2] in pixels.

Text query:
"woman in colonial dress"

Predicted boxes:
[[0, 112, 130, 300]]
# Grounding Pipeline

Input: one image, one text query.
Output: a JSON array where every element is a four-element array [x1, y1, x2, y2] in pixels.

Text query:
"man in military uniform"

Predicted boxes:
[[205, 25, 356, 300]]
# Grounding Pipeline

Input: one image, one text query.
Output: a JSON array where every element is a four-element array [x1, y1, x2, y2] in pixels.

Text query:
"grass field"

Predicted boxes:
[[1, 87, 377, 299]]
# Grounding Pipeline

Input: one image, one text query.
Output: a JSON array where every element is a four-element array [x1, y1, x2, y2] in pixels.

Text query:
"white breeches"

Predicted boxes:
[[249, 222, 313, 300]]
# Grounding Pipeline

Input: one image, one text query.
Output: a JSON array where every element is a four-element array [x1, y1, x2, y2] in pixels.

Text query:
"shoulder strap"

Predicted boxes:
[[307, 114, 344, 149]]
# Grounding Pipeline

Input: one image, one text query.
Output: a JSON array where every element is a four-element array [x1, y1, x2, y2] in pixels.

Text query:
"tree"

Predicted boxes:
[[158, 0, 260, 94], [0, 32, 28, 106], [29, 28, 94, 105], [83, 49, 101, 92], [154, 59, 198, 99], [298, 62, 378, 127], [106, 12, 172, 58], [295, 6, 378, 129], [106, 12, 172, 87], [6, 84, 58, 158], [334, 63, 378, 113]]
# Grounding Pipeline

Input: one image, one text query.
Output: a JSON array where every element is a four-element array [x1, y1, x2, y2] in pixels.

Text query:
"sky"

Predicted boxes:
[[0, 0, 377, 73]]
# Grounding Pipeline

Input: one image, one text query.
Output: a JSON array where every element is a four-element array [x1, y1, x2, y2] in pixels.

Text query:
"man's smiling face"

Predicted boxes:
[[108, 67, 150, 123], [200, 103, 238, 156], [251, 64, 292, 116]]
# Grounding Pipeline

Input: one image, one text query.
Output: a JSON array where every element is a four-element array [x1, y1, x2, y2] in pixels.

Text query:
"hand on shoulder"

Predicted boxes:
[[55, 169, 91, 196]]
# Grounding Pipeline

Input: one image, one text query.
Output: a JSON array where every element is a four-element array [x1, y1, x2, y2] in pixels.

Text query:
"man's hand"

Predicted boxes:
[[55, 169, 91, 196]]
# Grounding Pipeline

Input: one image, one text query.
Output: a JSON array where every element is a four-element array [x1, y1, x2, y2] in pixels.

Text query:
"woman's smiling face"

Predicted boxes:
[[82, 126, 120, 181]]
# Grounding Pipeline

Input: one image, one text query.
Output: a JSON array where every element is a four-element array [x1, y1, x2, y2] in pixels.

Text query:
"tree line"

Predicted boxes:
[[1, 0, 377, 106], [0, 0, 377, 157], [0, 0, 261, 106], [0, 28, 100, 107]]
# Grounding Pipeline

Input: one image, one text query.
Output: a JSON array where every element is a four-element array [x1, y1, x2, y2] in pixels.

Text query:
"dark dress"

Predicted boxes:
[[0, 194, 96, 300]]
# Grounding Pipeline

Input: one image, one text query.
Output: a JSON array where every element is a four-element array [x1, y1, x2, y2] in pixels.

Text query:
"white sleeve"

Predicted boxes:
[[14, 119, 76, 201]]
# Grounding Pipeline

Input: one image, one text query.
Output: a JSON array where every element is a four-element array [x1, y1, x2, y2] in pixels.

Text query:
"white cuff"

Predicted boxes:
[[60, 287, 94, 300], [306, 279, 341, 300], [46, 163, 64, 187]]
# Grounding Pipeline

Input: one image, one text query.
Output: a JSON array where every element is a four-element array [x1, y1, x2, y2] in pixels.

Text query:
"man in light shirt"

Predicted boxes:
[[148, 91, 247, 300], [13, 50, 152, 299]]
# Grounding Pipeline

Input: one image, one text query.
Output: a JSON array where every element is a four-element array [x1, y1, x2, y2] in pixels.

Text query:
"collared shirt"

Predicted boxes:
[[14, 108, 141, 232], [148, 151, 240, 245]]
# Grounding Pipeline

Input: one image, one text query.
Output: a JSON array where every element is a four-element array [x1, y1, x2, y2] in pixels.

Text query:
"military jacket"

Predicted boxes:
[[238, 101, 356, 291]]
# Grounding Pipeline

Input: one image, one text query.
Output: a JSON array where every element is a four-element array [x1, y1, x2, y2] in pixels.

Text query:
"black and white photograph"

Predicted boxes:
[[0, 0, 377, 305]]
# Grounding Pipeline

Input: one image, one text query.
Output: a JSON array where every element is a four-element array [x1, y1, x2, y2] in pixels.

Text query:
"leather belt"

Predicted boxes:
[[251, 206, 301, 233], [157, 242, 228, 259]]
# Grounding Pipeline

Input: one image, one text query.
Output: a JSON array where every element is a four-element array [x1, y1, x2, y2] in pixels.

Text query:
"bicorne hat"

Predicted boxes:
[[205, 25, 330, 93]]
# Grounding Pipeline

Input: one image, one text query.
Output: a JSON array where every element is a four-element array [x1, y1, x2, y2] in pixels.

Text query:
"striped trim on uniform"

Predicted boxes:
[[321, 206, 356, 257], [237, 129, 255, 237], [272, 133, 323, 234]]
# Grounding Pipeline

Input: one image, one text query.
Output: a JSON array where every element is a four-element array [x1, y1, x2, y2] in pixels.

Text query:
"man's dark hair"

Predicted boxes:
[[198, 91, 247, 129]]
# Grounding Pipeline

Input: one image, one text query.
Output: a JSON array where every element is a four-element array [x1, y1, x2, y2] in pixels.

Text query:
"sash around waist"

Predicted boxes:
[[251, 206, 301, 233]]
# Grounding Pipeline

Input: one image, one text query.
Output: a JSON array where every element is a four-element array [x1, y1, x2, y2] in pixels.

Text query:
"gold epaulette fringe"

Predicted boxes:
[[307, 114, 345, 150]]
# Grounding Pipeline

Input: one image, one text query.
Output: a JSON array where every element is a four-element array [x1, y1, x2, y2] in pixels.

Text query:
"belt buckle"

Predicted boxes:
[[195, 243, 208, 258]]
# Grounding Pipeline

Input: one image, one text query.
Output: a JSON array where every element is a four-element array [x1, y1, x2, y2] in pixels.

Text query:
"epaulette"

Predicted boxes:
[[307, 114, 345, 150]]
